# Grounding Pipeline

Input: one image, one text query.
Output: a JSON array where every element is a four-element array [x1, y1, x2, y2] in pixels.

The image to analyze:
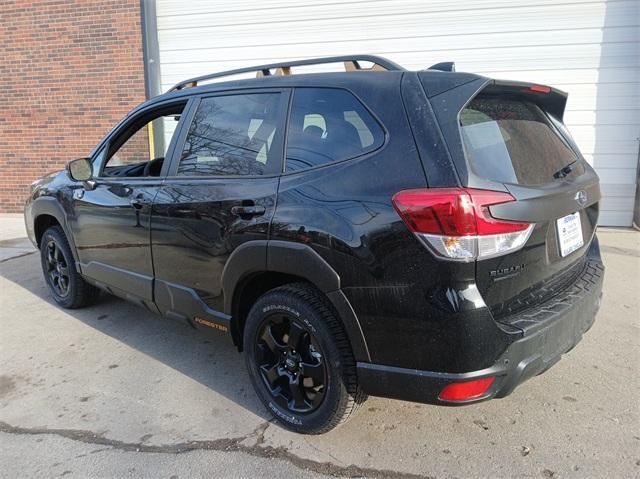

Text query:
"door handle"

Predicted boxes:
[[231, 205, 266, 217], [130, 198, 149, 210]]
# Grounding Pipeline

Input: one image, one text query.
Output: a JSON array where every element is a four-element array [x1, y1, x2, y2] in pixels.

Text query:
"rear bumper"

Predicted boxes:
[[357, 258, 604, 405]]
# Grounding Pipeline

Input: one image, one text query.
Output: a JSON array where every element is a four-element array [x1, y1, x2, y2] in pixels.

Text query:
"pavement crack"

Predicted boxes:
[[304, 438, 347, 467], [252, 420, 270, 447], [0, 250, 36, 263], [0, 421, 430, 478]]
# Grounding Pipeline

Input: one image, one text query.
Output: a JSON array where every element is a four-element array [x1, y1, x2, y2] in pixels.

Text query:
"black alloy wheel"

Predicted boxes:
[[39, 226, 100, 309], [255, 313, 327, 413], [244, 283, 366, 434], [44, 239, 70, 298]]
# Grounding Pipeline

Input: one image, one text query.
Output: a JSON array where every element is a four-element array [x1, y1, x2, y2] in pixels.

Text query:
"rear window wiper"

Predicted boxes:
[[553, 160, 578, 179]]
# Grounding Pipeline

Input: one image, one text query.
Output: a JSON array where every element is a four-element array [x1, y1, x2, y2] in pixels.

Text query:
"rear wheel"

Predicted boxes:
[[40, 226, 100, 309], [244, 283, 366, 434]]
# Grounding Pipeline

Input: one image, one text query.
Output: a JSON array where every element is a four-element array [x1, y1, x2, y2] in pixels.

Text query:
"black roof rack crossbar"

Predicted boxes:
[[168, 55, 405, 92]]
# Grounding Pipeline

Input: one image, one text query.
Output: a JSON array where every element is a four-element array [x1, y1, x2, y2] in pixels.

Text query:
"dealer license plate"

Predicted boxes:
[[557, 212, 584, 257]]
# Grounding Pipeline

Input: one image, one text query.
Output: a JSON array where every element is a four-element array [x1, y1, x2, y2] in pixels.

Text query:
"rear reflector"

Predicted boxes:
[[392, 188, 534, 261], [438, 376, 496, 402]]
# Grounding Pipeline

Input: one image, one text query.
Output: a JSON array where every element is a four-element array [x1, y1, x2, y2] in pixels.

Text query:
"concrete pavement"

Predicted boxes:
[[0, 214, 33, 262], [0, 215, 638, 478]]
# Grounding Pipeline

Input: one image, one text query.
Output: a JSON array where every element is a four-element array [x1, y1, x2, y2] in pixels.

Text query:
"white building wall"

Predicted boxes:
[[156, 0, 640, 226]]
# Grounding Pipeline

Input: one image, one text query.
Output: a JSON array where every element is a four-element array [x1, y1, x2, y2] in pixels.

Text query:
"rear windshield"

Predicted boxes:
[[460, 96, 583, 185]]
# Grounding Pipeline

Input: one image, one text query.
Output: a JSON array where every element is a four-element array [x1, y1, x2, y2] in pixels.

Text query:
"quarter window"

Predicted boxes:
[[285, 88, 384, 172], [177, 93, 282, 176]]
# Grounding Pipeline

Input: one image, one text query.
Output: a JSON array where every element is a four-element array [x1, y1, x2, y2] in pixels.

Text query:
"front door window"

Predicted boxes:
[[100, 105, 185, 178]]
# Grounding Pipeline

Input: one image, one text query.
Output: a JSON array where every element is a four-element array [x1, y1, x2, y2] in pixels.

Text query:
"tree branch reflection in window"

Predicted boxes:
[[178, 93, 280, 177]]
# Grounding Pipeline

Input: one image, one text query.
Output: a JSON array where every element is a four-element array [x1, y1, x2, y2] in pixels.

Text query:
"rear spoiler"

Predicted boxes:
[[480, 79, 568, 121]]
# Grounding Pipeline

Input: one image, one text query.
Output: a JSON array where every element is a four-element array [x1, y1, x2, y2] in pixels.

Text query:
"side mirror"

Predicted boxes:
[[67, 158, 92, 182]]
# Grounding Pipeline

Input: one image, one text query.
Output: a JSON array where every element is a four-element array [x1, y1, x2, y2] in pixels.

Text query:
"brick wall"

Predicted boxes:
[[0, 0, 146, 212], [109, 124, 150, 166]]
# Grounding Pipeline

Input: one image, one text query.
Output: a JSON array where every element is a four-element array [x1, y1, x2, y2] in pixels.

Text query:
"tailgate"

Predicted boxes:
[[480, 176, 600, 320], [457, 81, 601, 321]]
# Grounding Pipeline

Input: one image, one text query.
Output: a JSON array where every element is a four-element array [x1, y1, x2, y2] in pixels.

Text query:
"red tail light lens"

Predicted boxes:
[[390, 189, 476, 236], [527, 85, 551, 94], [468, 189, 531, 234], [392, 188, 530, 235], [438, 376, 496, 402], [392, 188, 534, 261]]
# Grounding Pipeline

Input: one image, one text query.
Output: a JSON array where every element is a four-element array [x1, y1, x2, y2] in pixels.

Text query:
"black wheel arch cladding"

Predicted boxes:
[[222, 240, 370, 362]]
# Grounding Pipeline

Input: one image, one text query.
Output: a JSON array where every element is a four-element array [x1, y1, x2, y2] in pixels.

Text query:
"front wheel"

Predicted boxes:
[[40, 226, 100, 309], [244, 283, 366, 434]]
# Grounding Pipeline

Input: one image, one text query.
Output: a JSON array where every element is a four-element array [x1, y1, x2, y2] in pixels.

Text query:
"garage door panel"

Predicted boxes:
[[158, 43, 639, 73], [600, 195, 636, 212], [158, 26, 638, 62], [456, 54, 638, 73], [564, 109, 640, 126], [586, 153, 640, 170], [568, 125, 639, 150], [566, 92, 640, 113], [159, 44, 638, 74], [600, 183, 638, 198], [158, 0, 627, 20], [470, 69, 639, 87], [157, 1, 637, 37], [572, 139, 639, 157], [596, 168, 639, 185], [599, 210, 634, 226]]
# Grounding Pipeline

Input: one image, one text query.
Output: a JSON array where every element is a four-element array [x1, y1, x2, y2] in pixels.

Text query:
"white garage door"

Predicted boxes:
[[155, 0, 639, 226]]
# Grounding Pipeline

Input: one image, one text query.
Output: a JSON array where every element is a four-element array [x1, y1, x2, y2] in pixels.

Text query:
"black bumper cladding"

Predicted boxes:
[[357, 258, 604, 405]]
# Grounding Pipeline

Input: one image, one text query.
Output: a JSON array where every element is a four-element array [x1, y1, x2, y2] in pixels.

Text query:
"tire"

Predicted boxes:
[[40, 225, 100, 309], [244, 283, 366, 434]]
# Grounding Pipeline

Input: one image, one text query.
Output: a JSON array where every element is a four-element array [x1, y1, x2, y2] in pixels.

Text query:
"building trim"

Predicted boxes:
[[140, 0, 162, 99]]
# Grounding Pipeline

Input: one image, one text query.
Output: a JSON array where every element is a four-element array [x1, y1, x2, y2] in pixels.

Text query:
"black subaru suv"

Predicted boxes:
[[25, 55, 604, 434]]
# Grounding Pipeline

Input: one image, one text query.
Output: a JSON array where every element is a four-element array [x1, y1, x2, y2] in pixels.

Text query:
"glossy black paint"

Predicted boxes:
[[479, 177, 601, 319], [24, 64, 604, 406], [69, 178, 162, 302], [151, 176, 278, 312], [359, 242, 604, 405]]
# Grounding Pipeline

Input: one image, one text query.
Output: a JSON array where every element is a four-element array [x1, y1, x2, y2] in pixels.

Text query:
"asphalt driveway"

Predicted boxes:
[[0, 217, 638, 478]]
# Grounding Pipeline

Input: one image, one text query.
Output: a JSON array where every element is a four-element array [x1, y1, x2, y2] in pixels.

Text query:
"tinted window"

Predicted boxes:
[[285, 88, 384, 172], [460, 96, 582, 185], [178, 93, 281, 176]]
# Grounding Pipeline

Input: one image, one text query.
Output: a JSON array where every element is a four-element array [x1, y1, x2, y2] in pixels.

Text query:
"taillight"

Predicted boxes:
[[526, 84, 551, 94], [392, 188, 534, 261], [438, 376, 496, 402]]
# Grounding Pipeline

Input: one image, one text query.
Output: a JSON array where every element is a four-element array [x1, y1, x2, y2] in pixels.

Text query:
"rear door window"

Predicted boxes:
[[460, 96, 583, 185], [285, 88, 384, 172], [177, 93, 283, 177]]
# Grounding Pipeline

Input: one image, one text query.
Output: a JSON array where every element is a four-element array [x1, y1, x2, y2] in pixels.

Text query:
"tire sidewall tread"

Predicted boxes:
[[40, 225, 99, 309], [244, 282, 366, 434]]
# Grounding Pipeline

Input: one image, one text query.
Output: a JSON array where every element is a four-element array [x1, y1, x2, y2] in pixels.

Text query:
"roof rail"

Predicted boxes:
[[168, 55, 405, 92]]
